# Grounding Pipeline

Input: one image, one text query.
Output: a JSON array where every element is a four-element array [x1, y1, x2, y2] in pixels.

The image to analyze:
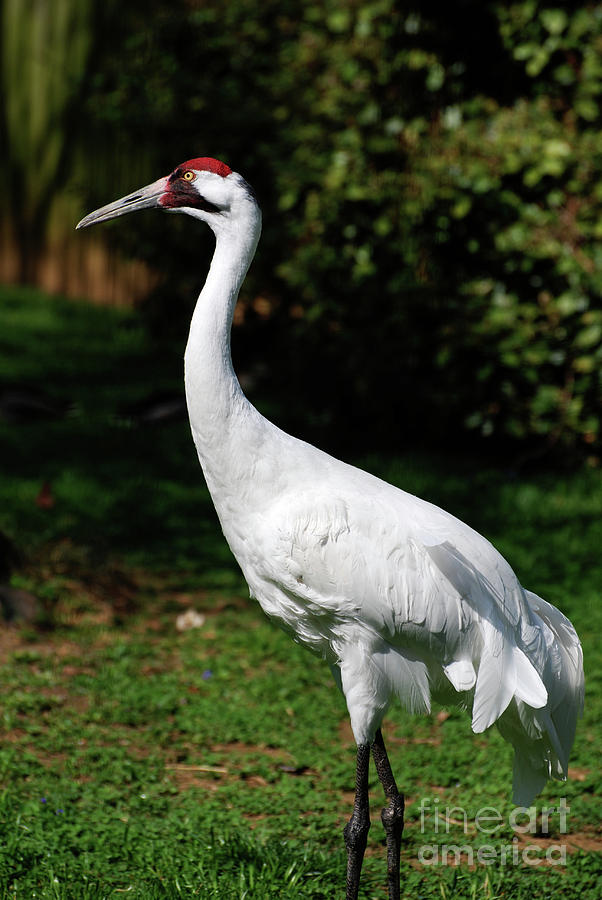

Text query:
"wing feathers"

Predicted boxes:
[[512, 646, 548, 707]]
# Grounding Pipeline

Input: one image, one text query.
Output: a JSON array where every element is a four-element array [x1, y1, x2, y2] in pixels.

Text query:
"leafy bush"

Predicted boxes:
[[251, 1, 602, 453], [4, 0, 602, 456]]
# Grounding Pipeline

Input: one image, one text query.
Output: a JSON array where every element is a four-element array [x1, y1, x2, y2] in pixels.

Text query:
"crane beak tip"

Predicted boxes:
[[75, 213, 97, 230]]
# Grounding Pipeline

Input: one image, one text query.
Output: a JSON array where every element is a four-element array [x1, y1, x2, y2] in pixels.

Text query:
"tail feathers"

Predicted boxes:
[[471, 641, 546, 734], [472, 642, 513, 733], [538, 708, 570, 774], [527, 590, 584, 776], [526, 590, 584, 718], [497, 705, 561, 806], [497, 591, 584, 806], [512, 752, 550, 807]]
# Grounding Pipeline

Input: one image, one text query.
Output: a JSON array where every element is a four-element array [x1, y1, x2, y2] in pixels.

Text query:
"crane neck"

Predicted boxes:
[[183, 200, 262, 439]]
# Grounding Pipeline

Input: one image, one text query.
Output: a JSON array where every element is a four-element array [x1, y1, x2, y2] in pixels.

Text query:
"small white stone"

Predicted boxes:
[[175, 609, 206, 632]]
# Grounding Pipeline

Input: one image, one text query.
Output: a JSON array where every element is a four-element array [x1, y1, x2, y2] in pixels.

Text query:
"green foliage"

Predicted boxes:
[[3, 1, 602, 453], [249, 0, 602, 452], [406, 97, 602, 447]]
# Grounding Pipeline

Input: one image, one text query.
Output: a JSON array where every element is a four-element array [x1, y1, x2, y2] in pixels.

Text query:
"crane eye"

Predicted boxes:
[[182, 170, 196, 182]]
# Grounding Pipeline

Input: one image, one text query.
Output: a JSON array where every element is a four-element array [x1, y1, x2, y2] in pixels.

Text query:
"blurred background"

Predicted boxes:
[[3, 0, 602, 460]]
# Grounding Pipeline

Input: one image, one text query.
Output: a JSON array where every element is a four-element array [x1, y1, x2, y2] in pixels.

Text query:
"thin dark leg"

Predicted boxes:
[[371, 729, 404, 900], [344, 742, 371, 900]]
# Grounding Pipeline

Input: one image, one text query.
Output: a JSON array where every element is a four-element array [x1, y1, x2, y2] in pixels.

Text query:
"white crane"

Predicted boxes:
[[77, 158, 584, 900]]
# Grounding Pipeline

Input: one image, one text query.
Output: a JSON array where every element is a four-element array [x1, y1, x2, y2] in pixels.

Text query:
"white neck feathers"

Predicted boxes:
[[183, 192, 262, 464]]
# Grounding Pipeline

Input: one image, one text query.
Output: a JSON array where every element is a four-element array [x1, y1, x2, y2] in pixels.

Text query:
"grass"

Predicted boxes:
[[0, 285, 600, 898]]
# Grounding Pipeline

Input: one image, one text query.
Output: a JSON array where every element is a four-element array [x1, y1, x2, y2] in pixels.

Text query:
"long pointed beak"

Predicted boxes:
[[76, 176, 168, 229]]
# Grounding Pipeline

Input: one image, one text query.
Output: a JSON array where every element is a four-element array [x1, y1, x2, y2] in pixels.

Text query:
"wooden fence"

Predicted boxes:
[[0, 224, 157, 306]]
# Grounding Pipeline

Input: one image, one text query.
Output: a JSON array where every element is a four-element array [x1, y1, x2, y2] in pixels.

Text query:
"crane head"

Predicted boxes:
[[76, 157, 256, 231]]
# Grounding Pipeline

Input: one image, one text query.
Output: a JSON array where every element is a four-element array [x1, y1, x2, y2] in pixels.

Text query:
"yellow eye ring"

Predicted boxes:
[[183, 170, 195, 181]]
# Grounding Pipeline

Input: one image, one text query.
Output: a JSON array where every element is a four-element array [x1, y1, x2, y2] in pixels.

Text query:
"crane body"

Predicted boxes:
[[77, 158, 584, 900]]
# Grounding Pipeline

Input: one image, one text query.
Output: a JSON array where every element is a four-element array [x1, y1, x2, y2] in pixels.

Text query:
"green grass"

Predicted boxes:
[[0, 285, 600, 898]]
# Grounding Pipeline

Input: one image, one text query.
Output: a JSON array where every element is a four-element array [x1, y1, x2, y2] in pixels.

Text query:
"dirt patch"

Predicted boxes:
[[209, 740, 295, 763], [164, 739, 318, 794], [0, 627, 25, 659], [567, 766, 590, 782], [166, 763, 227, 792], [566, 830, 602, 853], [515, 826, 602, 855], [338, 718, 355, 746]]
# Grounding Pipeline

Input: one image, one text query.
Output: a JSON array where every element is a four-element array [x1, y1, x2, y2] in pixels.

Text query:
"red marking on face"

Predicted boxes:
[[160, 158, 232, 210], [160, 163, 225, 212], [178, 157, 232, 177]]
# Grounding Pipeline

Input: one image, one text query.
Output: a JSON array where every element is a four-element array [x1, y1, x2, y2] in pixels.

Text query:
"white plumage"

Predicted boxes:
[[208, 418, 582, 805], [77, 157, 584, 899]]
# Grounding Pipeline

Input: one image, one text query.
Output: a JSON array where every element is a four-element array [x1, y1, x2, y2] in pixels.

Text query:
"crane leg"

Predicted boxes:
[[344, 742, 371, 900], [372, 729, 404, 900]]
